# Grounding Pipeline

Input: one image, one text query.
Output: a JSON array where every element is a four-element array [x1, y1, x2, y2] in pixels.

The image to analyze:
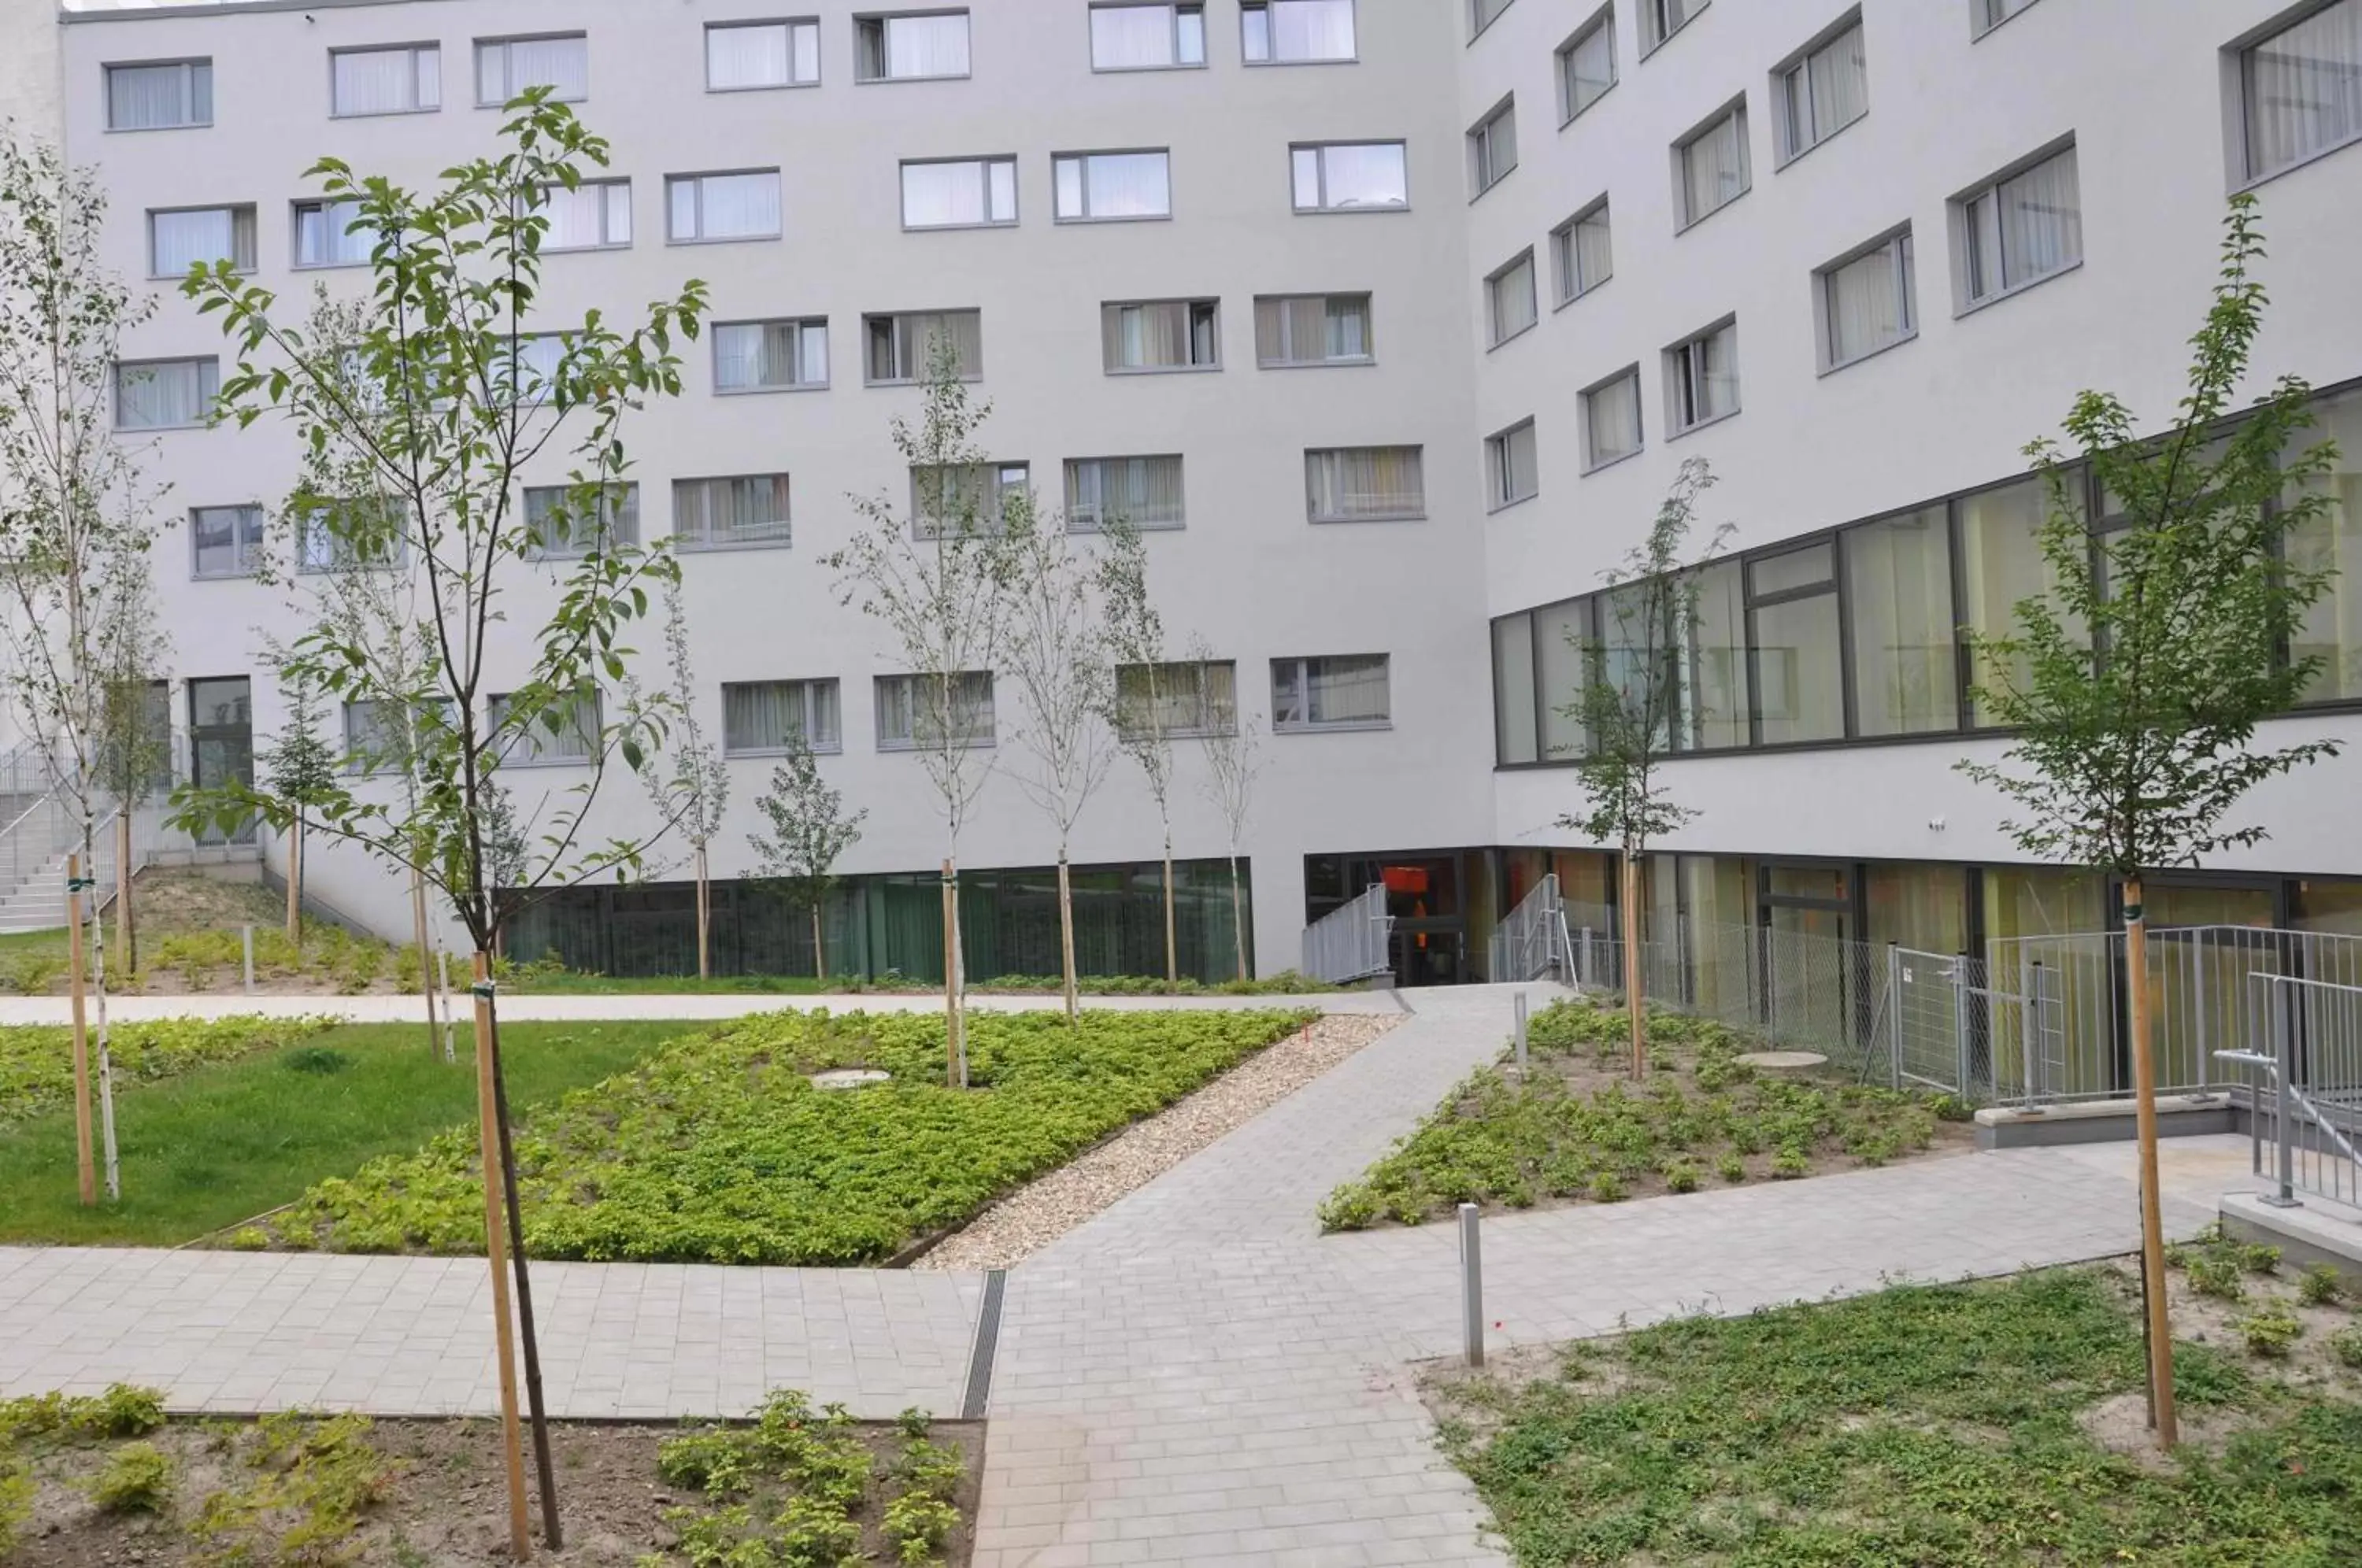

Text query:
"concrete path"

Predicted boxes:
[[0, 981, 2274, 1567], [0, 989, 1401, 1026]]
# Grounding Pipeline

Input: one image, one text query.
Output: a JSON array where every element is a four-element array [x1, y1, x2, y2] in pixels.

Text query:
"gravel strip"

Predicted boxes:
[[913, 1012, 1399, 1271]]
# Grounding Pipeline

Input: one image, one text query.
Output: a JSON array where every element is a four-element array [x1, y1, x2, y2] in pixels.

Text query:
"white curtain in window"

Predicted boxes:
[[117, 361, 212, 428], [1574, 209, 1612, 290], [1476, 109, 1517, 185], [1068, 456, 1184, 529], [495, 690, 597, 763], [1272, 0, 1354, 60], [1681, 111, 1748, 221], [1493, 423, 1536, 504], [886, 13, 970, 76], [1490, 255, 1537, 342], [152, 209, 246, 276], [1586, 372, 1640, 464], [1798, 24, 1867, 148], [916, 312, 983, 377], [1078, 153, 1168, 217], [1316, 142, 1407, 209], [696, 172, 780, 238], [676, 475, 790, 545], [708, 24, 790, 88], [902, 162, 985, 227], [1683, 326, 1738, 421], [335, 48, 430, 115], [109, 62, 206, 128], [540, 183, 616, 248], [1826, 241, 1909, 364], [296, 200, 368, 267], [2244, 0, 2362, 179], [504, 37, 588, 99], [1492, 615, 1538, 764], [1306, 447, 1423, 520], [1105, 302, 1187, 368], [1564, 23, 1612, 115], [1997, 149, 2080, 286], [725, 682, 814, 751], [1307, 656, 1388, 723], [1326, 297, 1368, 357], [1092, 6, 1176, 68]]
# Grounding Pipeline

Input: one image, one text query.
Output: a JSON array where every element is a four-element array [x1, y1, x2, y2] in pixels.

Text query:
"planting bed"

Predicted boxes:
[[1320, 999, 1970, 1230], [245, 1006, 1318, 1265], [0, 1385, 979, 1568], [0, 1015, 337, 1126]]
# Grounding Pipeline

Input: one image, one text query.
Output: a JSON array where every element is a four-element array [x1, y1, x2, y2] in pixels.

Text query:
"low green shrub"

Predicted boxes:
[[2187, 1253, 2248, 1301], [1716, 1152, 1746, 1184], [2331, 1325, 2362, 1370], [0, 1015, 337, 1125], [2298, 1263, 2344, 1307], [2238, 1304, 2304, 1359], [1662, 1159, 1700, 1194], [89, 1440, 173, 1514]]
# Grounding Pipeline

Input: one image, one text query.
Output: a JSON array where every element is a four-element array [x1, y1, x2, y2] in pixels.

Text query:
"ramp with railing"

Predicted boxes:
[[1488, 873, 1566, 983], [1300, 883, 1393, 986]]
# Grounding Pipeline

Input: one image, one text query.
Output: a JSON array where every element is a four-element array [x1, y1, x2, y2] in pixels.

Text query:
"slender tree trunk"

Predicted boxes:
[[1162, 833, 1177, 994], [470, 951, 533, 1561], [114, 812, 135, 978], [483, 1000, 561, 1549], [285, 823, 302, 944], [941, 856, 966, 1088], [1057, 850, 1078, 1023], [694, 843, 710, 981], [83, 819, 117, 1201], [68, 856, 94, 1207], [1229, 850, 1247, 982], [811, 901, 827, 984], [412, 868, 438, 1049], [439, 949, 457, 1064], [1622, 850, 1646, 1079], [2123, 875, 2178, 1446]]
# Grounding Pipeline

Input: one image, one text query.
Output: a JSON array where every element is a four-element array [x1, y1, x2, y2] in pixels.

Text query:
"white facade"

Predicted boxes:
[[43, 0, 2362, 970]]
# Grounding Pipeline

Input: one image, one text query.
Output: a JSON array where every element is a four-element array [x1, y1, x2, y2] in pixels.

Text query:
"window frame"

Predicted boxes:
[[1471, 0, 1517, 43], [1064, 454, 1187, 532], [1664, 316, 1741, 438], [665, 168, 784, 244], [1088, 2, 1208, 72], [189, 503, 265, 581], [712, 316, 830, 394], [1815, 224, 1917, 374], [2227, 0, 2362, 189], [113, 356, 219, 433], [472, 33, 589, 107], [875, 671, 995, 752], [853, 9, 974, 83], [910, 460, 1029, 538], [1557, 6, 1618, 125], [1672, 96, 1752, 231], [489, 688, 602, 768], [898, 155, 1020, 231], [1241, 0, 1360, 65], [1771, 9, 1868, 168], [1468, 94, 1519, 198], [861, 309, 984, 385], [1252, 293, 1375, 368], [328, 43, 441, 119], [522, 481, 639, 561], [146, 203, 257, 280], [535, 178, 634, 253], [1270, 654, 1392, 733], [1949, 137, 2082, 315], [703, 18, 823, 92], [1550, 196, 1613, 306], [672, 473, 794, 552], [291, 197, 372, 270], [1971, 0, 2042, 40], [1051, 149, 1174, 224], [721, 678, 842, 756], [102, 58, 213, 133], [1638, 0, 1707, 57], [1100, 298, 1222, 375], [1288, 140, 1411, 213], [1578, 363, 1645, 475], [1485, 417, 1539, 513], [1115, 660, 1237, 741], [292, 497, 411, 575], [1484, 246, 1539, 349], [1304, 446, 1427, 524]]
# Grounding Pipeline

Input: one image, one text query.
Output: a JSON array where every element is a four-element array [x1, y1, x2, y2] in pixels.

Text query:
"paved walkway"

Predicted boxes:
[[0, 982, 2275, 1566]]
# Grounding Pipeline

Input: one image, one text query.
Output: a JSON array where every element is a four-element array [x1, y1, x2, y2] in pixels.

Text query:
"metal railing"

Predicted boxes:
[[2216, 971, 2362, 1211], [1489, 873, 1565, 983], [1301, 883, 1394, 986]]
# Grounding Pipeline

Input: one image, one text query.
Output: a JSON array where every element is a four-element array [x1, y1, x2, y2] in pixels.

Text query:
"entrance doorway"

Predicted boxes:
[[187, 677, 255, 846], [1304, 851, 1472, 986], [1759, 861, 1862, 1051]]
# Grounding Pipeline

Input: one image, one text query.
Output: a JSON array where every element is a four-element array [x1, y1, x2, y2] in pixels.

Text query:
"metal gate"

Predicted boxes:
[[1884, 947, 2064, 1102]]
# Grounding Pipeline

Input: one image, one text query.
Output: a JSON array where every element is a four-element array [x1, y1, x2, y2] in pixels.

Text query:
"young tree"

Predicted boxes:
[[631, 587, 727, 977], [93, 632, 171, 978], [1000, 492, 1118, 1019], [1557, 457, 1724, 1079], [1958, 195, 2341, 1450], [258, 670, 338, 944], [748, 734, 867, 983], [823, 340, 1013, 1083], [169, 96, 707, 1555], [1097, 519, 1183, 991], [0, 130, 168, 1206], [1193, 636, 1260, 983]]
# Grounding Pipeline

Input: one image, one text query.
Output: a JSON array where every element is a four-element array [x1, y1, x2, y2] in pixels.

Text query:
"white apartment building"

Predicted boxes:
[[25, 0, 2362, 995]]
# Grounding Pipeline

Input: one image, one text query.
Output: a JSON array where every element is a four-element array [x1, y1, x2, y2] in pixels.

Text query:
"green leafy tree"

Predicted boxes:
[[629, 586, 728, 977], [1192, 634, 1260, 983], [1095, 517, 1181, 991], [1957, 194, 2342, 1448], [258, 671, 339, 944], [749, 735, 867, 983], [1557, 457, 1724, 1078]]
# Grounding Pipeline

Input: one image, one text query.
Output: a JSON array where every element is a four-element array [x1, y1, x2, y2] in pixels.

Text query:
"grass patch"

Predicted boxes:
[[261, 1007, 1316, 1265], [1432, 1267, 2362, 1565], [0, 1014, 339, 1125], [1320, 1000, 1958, 1230], [0, 1019, 693, 1247], [504, 965, 1338, 997]]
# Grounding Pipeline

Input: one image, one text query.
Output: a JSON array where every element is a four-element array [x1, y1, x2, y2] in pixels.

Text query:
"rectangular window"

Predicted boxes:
[[491, 688, 599, 767], [2240, 0, 2362, 183], [1640, 0, 1705, 54], [1473, 0, 1516, 35], [332, 44, 440, 116], [1065, 455, 1185, 531], [1580, 366, 1642, 471], [1492, 612, 1538, 764], [913, 462, 1028, 537], [537, 179, 631, 250], [1486, 420, 1538, 511], [1535, 597, 1593, 759], [1253, 294, 1371, 365], [106, 60, 212, 131], [673, 474, 792, 549], [1975, 0, 2041, 36], [723, 679, 841, 754], [1052, 150, 1172, 220], [294, 198, 371, 268], [1956, 143, 2080, 307], [2291, 390, 2362, 704], [1820, 229, 1915, 369], [191, 504, 265, 579], [1485, 249, 1538, 346], [504, 334, 566, 405], [706, 20, 821, 90], [667, 170, 783, 242], [876, 671, 993, 750], [1272, 655, 1390, 730], [1116, 660, 1236, 739], [115, 357, 217, 431], [474, 35, 588, 105], [1958, 471, 2081, 716], [1676, 102, 1750, 227], [1305, 446, 1424, 523], [1776, 16, 1867, 162], [294, 497, 408, 573], [1746, 542, 1841, 745], [1242, 0, 1357, 62], [148, 205, 255, 278], [1090, 3, 1205, 69], [1682, 561, 1747, 749], [1290, 141, 1409, 211], [863, 309, 983, 383], [343, 699, 432, 776], [1551, 198, 1612, 303], [856, 12, 972, 81], [901, 157, 1017, 229], [715, 318, 828, 391], [1558, 8, 1616, 121], [524, 483, 639, 559], [1101, 299, 1220, 372], [1844, 504, 1957, 736], [1468, 98, 1518, 196], [1665, 320, 1738, 433]]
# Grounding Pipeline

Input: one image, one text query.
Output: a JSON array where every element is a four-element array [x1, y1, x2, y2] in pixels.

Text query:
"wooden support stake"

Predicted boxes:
[[68, 853, 94, 1207], [2123, 876, 2179, 1448], [472, 951, 533, 1560]]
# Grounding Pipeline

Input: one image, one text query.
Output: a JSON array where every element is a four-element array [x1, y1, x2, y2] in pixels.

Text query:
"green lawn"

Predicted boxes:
[[1435, 1267, 2362, 1565], [0, 1019, 698, 1247]]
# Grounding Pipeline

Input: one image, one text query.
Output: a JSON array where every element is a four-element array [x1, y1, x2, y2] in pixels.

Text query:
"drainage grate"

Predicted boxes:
[[960, 1269, 1005, 1421]]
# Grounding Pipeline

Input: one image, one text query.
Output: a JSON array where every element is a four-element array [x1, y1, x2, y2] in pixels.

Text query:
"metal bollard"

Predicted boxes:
[[2265, 982, 2301, 1208], [242, 924, 254, 994], [1458, 1201, 1484, 1368], [1513, 991, 1528, 1074]]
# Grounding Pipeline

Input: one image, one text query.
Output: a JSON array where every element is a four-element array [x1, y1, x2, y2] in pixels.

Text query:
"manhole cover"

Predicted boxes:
[[810, 1068, 891, 1090], [1734, 1050, 1827, 1075]]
